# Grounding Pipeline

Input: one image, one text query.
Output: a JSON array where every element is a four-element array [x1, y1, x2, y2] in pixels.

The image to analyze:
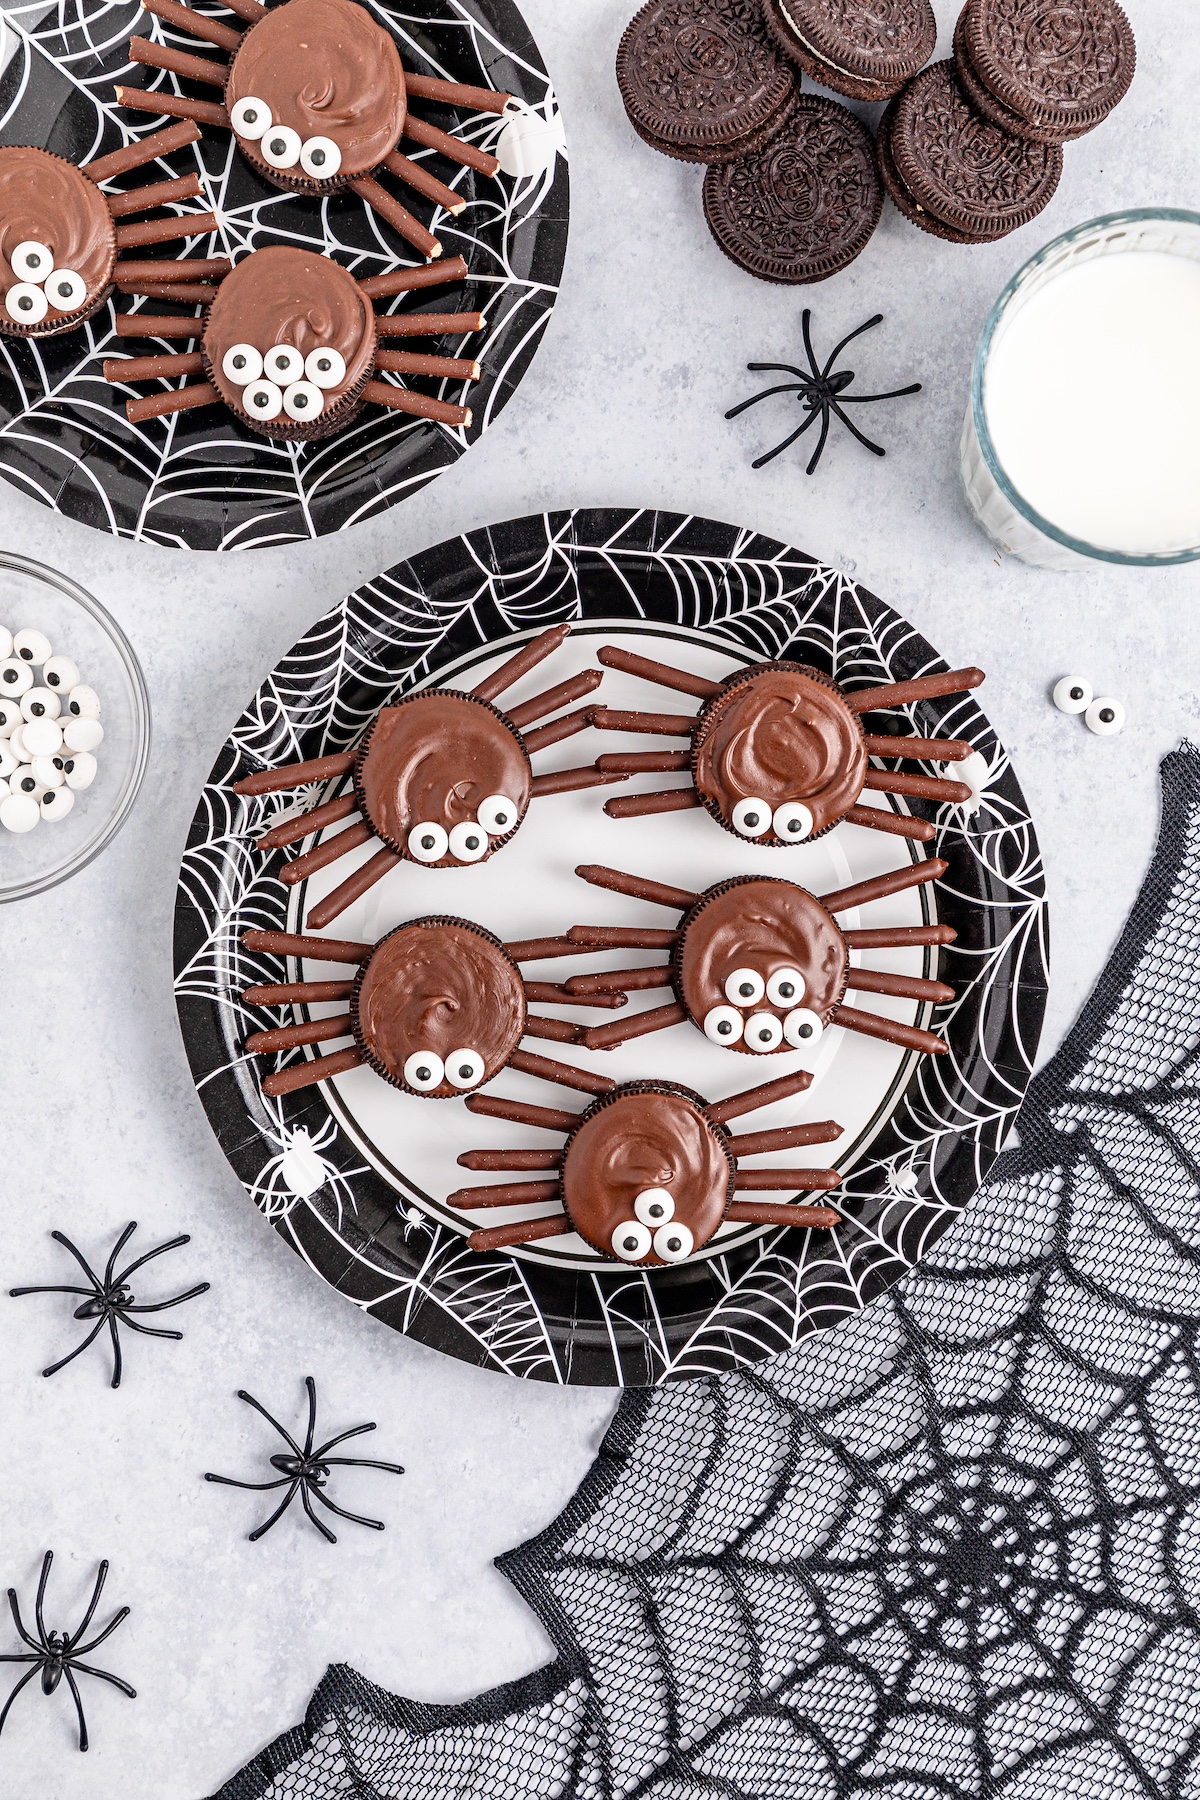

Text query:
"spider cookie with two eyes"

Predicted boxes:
[[561, 861, 956, 1059], [589, 645, 984, 847], [116, 0, 512, 261], [0, 125, 222, 337], [232, 624, 626, 928]]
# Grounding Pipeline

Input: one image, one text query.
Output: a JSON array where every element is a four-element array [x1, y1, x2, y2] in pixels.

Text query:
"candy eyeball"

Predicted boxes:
[[704, 1004, 744, 1045], [40, 785, 74, 822], [64, 751, 96, 791], [766, 966, 804, 1007], [0, 697, 18, 735], [773, 800, 814, 843], [653, 1221, 694, 1263], [14, 628, 51, 664], [7, 723, 29, 761], [260, 124, 302, 170], [21, 686, 59, 722], [7, 764, 39, 797], [403, 1050, 445, 1092], [0, 791, 39, 832], [1085, 696, 1124, 737], [10, 240, 51, 282], [445, 1047, 485, 1090], [744, 1011, 784, 1052], [45, 268, 86, 312], [282, 380, 325, 422], [62, 717, 101, 754], [731, 796, 771, 837], [305, 346, 346, 389], [0, 742, 15, 779], [407, 820, 448, 863], [478, 794, 518, 837], [1053, 675, 1092, 715], [221, 343, 263, 386], [724, 967, 765, 1007], [241, 378, 284, 420], [783, 1007, 823, 1048], [0, 658, 33, 695], [66, 684, 101, 719], [300, 135, 341, 179], [21, 717, 63, 757], [5, 282, 48, 324], [610, 1220, 652, 1262], [31, 755, 63, 788], [447, 820, 488, 863], [41, 656, 79, 691], [231, 96, 272, 139], [634, 1188, 674, 1227], [263, 344, 305, 384]]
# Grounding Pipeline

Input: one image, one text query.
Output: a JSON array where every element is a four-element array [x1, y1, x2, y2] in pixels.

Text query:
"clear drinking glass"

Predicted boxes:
[[960, 208, 1200, 571], [0, 553, 150, 903]]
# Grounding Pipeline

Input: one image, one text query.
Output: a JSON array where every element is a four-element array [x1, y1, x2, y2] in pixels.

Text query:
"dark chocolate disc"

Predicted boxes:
[[0, 147, 115, 340], [352, 918, 526, 1097], [562, 1083, 734, 1263], [674, 878, 849, 1050], [952, 6, 1093, 144], [616, 0, 795, 159], [963, 0, 1135, 138], [762, 0, 936, 95], [702, 96, 882, 285], [886, 61, 1063, 241]]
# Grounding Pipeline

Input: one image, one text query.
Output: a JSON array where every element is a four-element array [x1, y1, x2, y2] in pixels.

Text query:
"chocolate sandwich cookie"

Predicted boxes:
[[0, 148, 117, 338], [616, 0, 796, 165], [762, 0, 937, 103], [958, 0, 1135, 145], [879, 60, 1063, 243], [703, 95, 882, 283]]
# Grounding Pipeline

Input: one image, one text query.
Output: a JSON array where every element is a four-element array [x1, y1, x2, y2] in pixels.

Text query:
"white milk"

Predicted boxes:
[[983, 250, 1200, 556]]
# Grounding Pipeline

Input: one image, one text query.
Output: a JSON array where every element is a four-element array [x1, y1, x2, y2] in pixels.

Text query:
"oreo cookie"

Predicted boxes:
[[617, 0, 796, 164], [879, 60, 1062, 243], [958, 0, 1135, 144], [703, 94, 882, 283], [762, 0, 936, 103]]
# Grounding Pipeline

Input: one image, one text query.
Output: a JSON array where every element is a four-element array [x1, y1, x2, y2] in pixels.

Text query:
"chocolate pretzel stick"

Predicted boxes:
[[114, 86, 231, 130], [577, 1002, 686, 1051], [565, 966, 671, 995], [472, 623, 571, 702], [381, 151, 465, 217], [235, 751, 355, 796], [597, 645, 721, 699], [522, 708, 595, 754], [404, 73, 512, 113], [375, 349, 480, 381], [126, 383, 219, 422], [447, 1180, 561, 1209], [103, 352, 203, 382], [734, 1168, 842, 1191], [458, 1149, 563, 1171], [862, 733, 971, 761], [115, 211, 219, 248], [139, 0, 242, 50], [279, 822, 373, 885], [106, 173, 202, 216], [242, 928, 372, 964], [528, 767, 626, 797], [83, 118, 201, 183], [306, 847, 401, 930], [729, 1122, 843, 1155], [845, 968, 955, 1004], [596, 750, 691, 774], [522, 981, 627, 1010], [831, 1005, 948, 1055], [566, 926, 679, 949], [358, 256, 469, 300], [262, 1048, 365, 1097], [504, 936, 587, 962], [575, 864, 697, 910], [508, 1049, 614, 1095], [246, 1015, 352, 1055], [521, 1016, 580, 1044], [469, 1216, 568, 1252], [589, 707, 694, 736], [709, 1068, 813, 1125], [360, 380, 470, 426], [844, 804, 935, 842], [374, 311, 484, 337], [116, 282, 219, 303], [242, 980, 355, 1006], [604, 789, 703, 819], [113, 256, 229, 282], [257, 794, 358, 850], [403, 115, 500, 178], [725, 1202, 839, 1228], [465, 1094, 578, 1131], [508, 670, 602, 730], [348, 177, 440, 260], [843, 667, 985, 714], [862, 768, 972, 803], [114, 315, 201, 339], [221, 0, 267, 21], [821, 858, 948, 915], [128, 36, 228, 86], [843, 924, 956, 949]]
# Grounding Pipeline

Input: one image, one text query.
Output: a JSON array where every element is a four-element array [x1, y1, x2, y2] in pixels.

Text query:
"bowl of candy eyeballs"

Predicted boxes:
[[0, 553, 149, 902]]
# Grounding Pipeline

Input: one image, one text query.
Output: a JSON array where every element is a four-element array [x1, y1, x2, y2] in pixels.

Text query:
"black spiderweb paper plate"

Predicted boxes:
[[0, 0, 567, 550], [174, 508, 1048, 1386], [210, 743, 1200, 1800]]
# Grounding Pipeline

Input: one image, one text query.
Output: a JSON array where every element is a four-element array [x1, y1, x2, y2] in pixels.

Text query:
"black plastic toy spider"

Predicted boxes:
[[9, 1221, 209, 1389], [0, 1552, 135, 1753], [205, 1377, 404, 1544], [726, 311, 921, 475]]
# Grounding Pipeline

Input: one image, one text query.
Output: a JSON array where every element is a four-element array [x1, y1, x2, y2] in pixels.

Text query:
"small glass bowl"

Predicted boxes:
[[0, 553, 149, 903], [960, 208, 1200, 570]]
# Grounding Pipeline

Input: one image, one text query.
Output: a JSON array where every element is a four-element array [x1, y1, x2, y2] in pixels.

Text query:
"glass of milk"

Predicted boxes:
[[960, 209, 1200, 569]]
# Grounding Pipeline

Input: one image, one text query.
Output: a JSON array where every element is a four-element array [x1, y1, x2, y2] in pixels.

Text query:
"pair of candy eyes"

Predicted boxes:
[[403, 1047, 484, 1092], [612, 1190, 694, 1264], [4, 243, 88, 324], [704, 1004, 823, 1050], [731, 798, 814, 841], [222, 342, 347, 423], [406, 795, 518, 864], [230, 98, 343, 178]]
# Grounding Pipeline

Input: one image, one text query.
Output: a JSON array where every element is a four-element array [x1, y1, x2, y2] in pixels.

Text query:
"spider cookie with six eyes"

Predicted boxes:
[[561, 861, 955, 1058], [451, 1064, 844, 1261], [0, 126, 221, 337], [232, 624, 627, 928], [589, 644, 983, 846], [117, 0, 512, 261]]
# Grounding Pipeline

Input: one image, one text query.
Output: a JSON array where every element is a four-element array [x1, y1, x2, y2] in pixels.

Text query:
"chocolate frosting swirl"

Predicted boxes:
[[227, 0, 405, 180], [0, 148, 115, 317], [693, 664, 866, 837], [563, 1087, 732, 1262], [675, 878, 848, 1041], [354, 919, 525, 1091], [357, 694, 531, 861], [205, 246, 376, 413]]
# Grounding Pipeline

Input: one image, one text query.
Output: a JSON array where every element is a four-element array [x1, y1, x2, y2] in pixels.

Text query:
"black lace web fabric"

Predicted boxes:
[[213, 746, 1200, 1800]]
